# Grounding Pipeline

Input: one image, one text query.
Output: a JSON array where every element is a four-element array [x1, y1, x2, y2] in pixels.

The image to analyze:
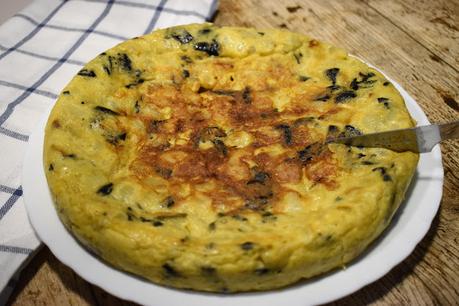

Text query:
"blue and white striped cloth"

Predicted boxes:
[[0, 0, 218, 302]]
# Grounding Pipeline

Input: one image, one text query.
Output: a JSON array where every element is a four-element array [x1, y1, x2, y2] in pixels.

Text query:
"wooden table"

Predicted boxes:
[[8, 0, 459, 304]]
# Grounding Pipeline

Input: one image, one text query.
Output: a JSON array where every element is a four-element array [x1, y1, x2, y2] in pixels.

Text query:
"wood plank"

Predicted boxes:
[[7, 248, 97, 306], [7, 247, 137, 306], [365, 0, 459, 71]]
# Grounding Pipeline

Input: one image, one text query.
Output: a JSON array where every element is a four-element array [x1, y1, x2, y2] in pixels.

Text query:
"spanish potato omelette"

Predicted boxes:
[[43, 23, 418, 292]]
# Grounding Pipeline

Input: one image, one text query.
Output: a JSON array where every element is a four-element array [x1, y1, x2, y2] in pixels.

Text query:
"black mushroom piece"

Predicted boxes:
[[162, 263, 180, 277], [200, 126, 227, 142], [212, 139, 228, 156], [262, 211, 277, 222], [197, 86, 209, 94], [77, 69, 96, 77], [117, 132, 127, 141], [232, 215, 248, 221], [328, 125, 339, 133], [201, 266, 217, 276], [377, 97, 390, 109], [293, 52, 303, 64], [127, 210, 134, 221], [199, 28, 212, 35], [97, 183, 113, 196], [125, 78, 145, 88], [194, 39, 220, 56], [326, 125, 362, 141], [350, 72, 376, 90], [117, 53, 132, 71], [182, 69, 190, 78], [325, 68, 339, 85], [109, 55, 115, 71], [103, 55, 114, 75], [254, 268, 271, 275], [350, 79, 358, 90], [134, 101, 140, 113], [163, 196, 175, 208], [247, 171, 270, 185], [171, 30, 194, 44], [181, 55, 193, 63], [341, 125, 362, 137], [103, 65, 111, 75], [244, 195, 271, 210], [103, 53, 134, 74], [242, 86, 252, 104], [335, 90, 357, 103], [148, 119, 166, 133], [298, 142, 324, 164], [362, 161, 375, 165], [275, 124, 293, 146], [94, 106, 119, 116], [372, 167, 392, 181], [211, 89, 236, 96], [325, 67, 340, 91], [106, 132, 127, 145], [155, 166, 172, 179], [326, 125, 340, 141], [314, 94, 331, 102], [208, 221, 216, 231], [241, 242, 255, 250], [298, 75, 310, 82]]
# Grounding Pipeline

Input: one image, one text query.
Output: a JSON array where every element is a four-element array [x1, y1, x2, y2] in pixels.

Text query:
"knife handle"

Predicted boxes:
[[439, 120, 459, 141]]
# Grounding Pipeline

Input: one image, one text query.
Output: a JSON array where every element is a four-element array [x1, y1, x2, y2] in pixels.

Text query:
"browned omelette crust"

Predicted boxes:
[[131, 82, 338, 213], [44, 24, 419, 292]]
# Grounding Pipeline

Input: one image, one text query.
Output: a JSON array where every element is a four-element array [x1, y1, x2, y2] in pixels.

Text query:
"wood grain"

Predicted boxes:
[[366, 0, 459, 71], [8, 0, 458, 305]]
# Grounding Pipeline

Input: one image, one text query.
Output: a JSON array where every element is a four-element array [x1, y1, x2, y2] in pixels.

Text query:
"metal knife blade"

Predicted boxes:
[[330, 120, 459, 153]]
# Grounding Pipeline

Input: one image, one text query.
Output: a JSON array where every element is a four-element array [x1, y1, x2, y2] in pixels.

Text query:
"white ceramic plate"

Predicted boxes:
[[23, 75, 443, 306]]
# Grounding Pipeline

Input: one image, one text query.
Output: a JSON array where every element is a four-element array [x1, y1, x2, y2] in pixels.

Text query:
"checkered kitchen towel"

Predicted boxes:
[[0, 0, 218, 302]]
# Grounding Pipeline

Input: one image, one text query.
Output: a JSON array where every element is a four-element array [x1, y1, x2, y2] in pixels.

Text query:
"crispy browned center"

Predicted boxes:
[[131, 77, 341, 214]]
